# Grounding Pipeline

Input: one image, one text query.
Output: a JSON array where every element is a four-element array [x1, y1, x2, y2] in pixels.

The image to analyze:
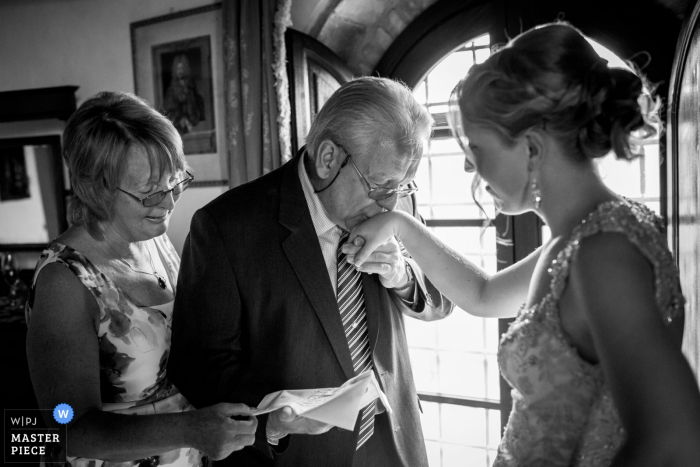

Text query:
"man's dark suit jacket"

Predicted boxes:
[[168, 151, 453, 467]]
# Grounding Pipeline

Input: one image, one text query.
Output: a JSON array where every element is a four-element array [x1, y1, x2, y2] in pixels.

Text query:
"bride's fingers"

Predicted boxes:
[[354, 261, 389, 275], [342, 244, 362, 255], [352, 245, 371, 267]]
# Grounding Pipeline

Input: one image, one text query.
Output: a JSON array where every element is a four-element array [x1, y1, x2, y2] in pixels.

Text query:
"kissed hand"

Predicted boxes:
[[344, 212, 411, 289], [342, 236, 409, 289]]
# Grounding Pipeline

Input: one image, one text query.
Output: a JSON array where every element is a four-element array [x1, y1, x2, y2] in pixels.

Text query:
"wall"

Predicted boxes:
[[0, 0, 227, 255], [0, 0, 215, 102], [0, 146, 50, 244]]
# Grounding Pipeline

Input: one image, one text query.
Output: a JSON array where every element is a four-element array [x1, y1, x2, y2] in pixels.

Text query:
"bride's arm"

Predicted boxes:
[[348, 211, 540, 318]]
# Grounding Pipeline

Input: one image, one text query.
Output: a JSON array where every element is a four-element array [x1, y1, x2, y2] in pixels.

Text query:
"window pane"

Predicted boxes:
[[429, 226, 496, 260], [437, 311, 485, 352], [422, 400, 441, 441], [426, 440, 441, 466], [442, 405, 486, 445], [427, 51, 474, 104], [439, 350, 486, 398], [473, 34, 490, 46], [597, 155, 643, 198], [475, 47, 490, 64], [409, 347, 439, 393], [414, 81, 427, 105], [643, 143, 660, 198], [416, 137, 495, 220], [430, 155, 477, 204], [419, 401, 501, 467]]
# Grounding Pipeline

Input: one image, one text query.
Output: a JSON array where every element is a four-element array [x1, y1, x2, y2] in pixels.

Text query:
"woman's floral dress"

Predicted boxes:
[[26, 235, 205, 467], [495, 200, 685, 466]]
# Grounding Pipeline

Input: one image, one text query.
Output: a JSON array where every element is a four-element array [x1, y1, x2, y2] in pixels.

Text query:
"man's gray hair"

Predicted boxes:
[[305, 77, 434, 161]]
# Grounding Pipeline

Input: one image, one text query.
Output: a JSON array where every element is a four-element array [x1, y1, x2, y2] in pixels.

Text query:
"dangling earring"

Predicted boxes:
[[530, 178, 542, 209]]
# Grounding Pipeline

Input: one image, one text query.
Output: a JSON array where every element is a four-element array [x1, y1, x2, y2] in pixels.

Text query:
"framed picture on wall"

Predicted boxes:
[[131, 4, 227, 184]]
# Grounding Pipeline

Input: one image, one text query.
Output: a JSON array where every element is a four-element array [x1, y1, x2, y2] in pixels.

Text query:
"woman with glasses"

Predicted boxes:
[[25, 91, 257, 466], [345, 22, 700, 466]]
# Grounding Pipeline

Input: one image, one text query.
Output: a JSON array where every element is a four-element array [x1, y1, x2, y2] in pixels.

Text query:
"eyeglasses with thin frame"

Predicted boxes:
[[330, 144, 418, 200], [117, 170, 194, 207]]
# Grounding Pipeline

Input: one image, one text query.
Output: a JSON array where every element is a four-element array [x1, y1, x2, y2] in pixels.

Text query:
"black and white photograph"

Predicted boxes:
[[1, 1, 700, 466]]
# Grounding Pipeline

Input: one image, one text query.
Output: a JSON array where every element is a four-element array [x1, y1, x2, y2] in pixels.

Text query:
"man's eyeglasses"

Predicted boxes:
[[316, 144, 417, 200], [117, 171, 194, 207]]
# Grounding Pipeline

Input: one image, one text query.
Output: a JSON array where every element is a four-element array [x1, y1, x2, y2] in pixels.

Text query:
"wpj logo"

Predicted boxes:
[[4, 405, 69, 463], [53, 404, 73, 424]]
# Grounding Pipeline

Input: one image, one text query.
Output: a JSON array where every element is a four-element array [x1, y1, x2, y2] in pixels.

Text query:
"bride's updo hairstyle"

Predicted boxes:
[[449, 22, 657, 161]]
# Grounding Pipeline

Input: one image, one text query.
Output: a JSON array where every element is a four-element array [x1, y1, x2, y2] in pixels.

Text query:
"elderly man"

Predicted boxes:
[[169, 77, 453, 467]]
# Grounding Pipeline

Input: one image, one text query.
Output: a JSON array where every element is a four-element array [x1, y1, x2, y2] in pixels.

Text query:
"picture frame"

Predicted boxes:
[[131, 4, 227, 184]]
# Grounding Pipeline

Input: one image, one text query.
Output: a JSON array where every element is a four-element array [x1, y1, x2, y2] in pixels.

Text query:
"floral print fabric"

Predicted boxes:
[[26, 235, 204, 467], [495, 200, 684, 466]]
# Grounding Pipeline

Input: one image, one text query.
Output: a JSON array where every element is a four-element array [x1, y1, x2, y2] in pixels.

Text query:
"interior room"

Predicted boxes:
[[2, 0, 699, 465]]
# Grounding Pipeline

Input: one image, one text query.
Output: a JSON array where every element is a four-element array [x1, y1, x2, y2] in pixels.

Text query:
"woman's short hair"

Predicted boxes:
[[452, 22, 657, 161], [305, 76, 434, 162], [62, 91, 186, 238]]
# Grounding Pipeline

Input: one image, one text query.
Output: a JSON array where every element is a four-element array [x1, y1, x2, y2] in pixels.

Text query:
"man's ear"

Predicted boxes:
[[314, 140, 343, 180], [525, 130, 545, 172]]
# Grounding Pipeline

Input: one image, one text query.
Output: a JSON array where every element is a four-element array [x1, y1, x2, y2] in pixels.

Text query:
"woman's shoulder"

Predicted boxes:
[[568, 199, 673, 273], [26, 242, 103, 329], [34, 238, 94, 278], [28, 228, 109, 320], [582, 198, 662, 235], [561, 199, 666, 260], [568, 199, 684, 322]]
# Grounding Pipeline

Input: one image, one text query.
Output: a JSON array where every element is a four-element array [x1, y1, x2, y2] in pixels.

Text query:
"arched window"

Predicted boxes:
[[403, 33, 661, 467], [407, 33, 500, 467]]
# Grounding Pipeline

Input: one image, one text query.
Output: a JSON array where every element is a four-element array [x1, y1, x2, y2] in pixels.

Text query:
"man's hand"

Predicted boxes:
[[342, 236, 410, 289], [186, 403, 258, 460], [266, 406, 332, 437]]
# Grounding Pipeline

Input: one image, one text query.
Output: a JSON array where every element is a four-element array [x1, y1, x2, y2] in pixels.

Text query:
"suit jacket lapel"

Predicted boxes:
[[279, 148, 356, 380]]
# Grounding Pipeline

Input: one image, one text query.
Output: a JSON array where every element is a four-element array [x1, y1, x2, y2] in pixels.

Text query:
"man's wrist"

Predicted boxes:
[[393, 261, 415, 292]]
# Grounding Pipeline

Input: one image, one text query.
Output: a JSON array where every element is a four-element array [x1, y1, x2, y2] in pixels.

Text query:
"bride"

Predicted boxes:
[[344, 22, 700, 466]]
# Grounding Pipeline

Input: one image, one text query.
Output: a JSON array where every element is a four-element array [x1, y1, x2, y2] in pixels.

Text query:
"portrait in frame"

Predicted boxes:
[[131, 4, 227, 183]]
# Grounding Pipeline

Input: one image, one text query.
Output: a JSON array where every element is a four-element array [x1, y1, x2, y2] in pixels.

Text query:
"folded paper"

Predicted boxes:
[[250, 371, 392, 431]]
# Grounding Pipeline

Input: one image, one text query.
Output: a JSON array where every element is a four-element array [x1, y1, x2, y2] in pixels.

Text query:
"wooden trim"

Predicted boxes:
[[417, 392, 501, 411], [426, 219, 492, 228], [285, 28, 353, 154], [0, 86, 78, 123], [666, 1, 700, 261], [375, 0, 500, 88], [0, 244, 48, 252]]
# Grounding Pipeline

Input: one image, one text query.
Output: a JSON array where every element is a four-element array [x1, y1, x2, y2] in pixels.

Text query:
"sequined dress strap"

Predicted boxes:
[[547, 200, 684, 322]]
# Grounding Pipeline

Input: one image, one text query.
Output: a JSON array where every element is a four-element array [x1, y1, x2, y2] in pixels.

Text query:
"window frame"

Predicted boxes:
[[377, 0, 670, 455]]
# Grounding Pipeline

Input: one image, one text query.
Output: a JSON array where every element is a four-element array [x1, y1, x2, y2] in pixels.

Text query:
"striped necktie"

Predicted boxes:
[[337, 231, 376, 450]]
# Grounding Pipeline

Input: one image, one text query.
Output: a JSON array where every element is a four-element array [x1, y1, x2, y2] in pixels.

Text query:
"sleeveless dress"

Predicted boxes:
[[494, 200, 685, 466], [25, 235, 205, 467]]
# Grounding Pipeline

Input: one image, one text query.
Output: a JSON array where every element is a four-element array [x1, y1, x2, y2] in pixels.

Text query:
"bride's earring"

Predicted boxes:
[[530, 178, 542, 209]]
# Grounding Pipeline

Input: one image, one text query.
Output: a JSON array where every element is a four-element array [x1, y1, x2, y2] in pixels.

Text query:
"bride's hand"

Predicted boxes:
[[346, 211, 406, 268]]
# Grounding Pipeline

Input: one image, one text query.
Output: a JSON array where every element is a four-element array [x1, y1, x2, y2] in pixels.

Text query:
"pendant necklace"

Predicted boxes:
[[103, 235, 167, 289]]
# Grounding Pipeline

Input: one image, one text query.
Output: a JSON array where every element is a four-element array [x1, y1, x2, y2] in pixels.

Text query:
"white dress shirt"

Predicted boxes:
[[298, 154, 345, 295]]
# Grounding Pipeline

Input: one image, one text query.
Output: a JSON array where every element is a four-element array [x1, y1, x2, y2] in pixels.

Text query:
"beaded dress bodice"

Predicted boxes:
[[494, 200, 684, 466]]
